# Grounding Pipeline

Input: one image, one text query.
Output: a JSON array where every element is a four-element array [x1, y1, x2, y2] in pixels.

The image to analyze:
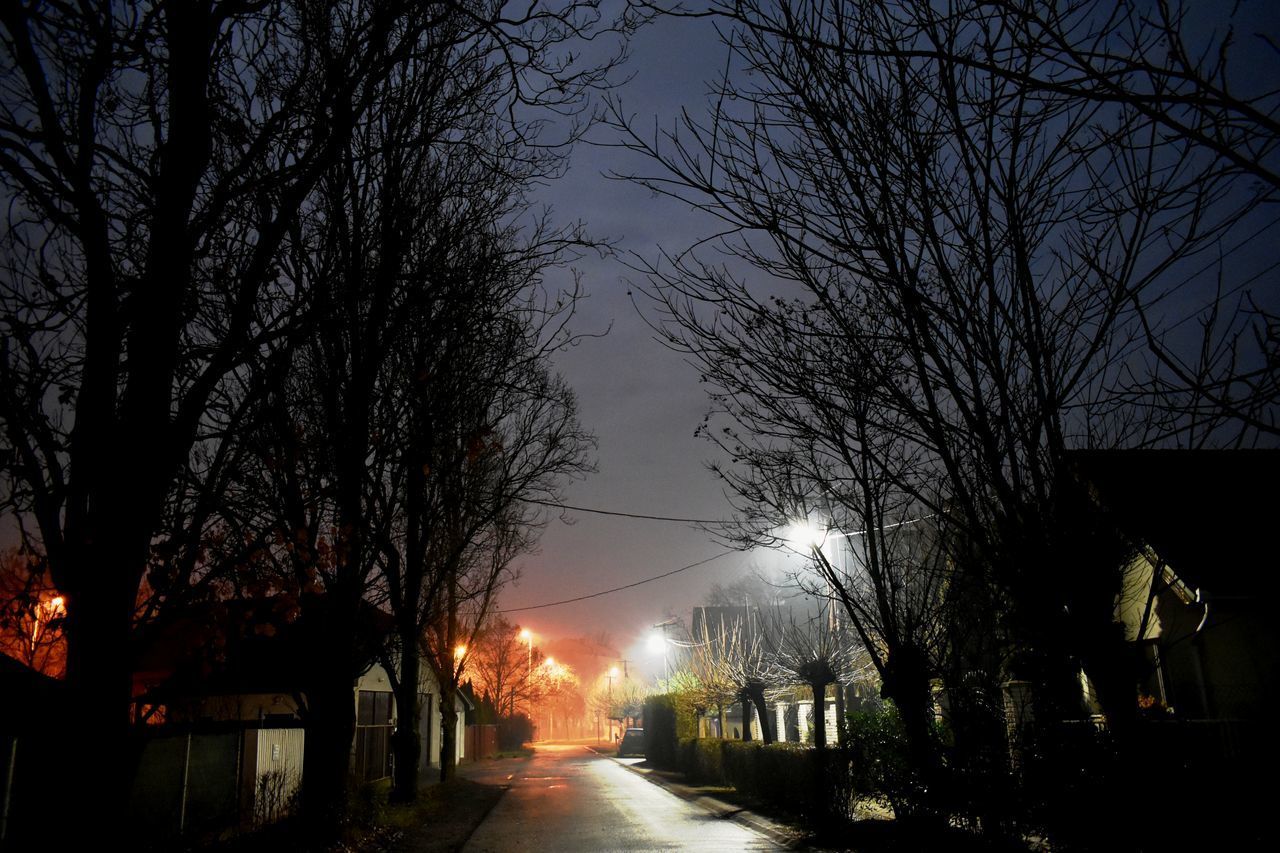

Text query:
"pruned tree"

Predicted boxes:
[[693, 604, 779, 742], [686, 616, 748, 737], [763, 604, 862, 749]]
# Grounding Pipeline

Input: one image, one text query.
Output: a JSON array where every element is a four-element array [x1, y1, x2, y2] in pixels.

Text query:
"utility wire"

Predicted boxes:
[[527, 498, 740, 526], [499, 549, 738, 613]]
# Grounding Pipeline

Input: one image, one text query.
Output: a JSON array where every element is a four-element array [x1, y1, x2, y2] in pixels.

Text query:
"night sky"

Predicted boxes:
[[498, 1, 1280, 664], [2, 2, 1273, 679], [501, 11, 766, 668]]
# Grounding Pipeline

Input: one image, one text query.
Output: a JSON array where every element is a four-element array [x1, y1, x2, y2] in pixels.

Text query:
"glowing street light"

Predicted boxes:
[[519, 627, 533, 673], [783, 519, 828, 551], [31, 594, 66, 654], [649, 619, 675, 681]]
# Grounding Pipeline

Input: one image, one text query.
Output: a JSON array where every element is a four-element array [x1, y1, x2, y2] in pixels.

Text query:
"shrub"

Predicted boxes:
[[498, 713, 533, 750], [675, 737, 854, 827], [254, 770, 291, 827], [845, 703, 932, 818], [348, 777, 391, 829], [643, 694, 697, 769], [720, 741, 763, 796]]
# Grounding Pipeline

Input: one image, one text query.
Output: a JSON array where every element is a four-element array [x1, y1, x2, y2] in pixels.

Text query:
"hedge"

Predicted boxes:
[[673, 737, 856, 824], [642, 694, 697, 769]]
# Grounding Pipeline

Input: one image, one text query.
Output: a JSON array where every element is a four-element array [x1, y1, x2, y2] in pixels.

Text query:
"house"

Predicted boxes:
[[1068, 449, 1277, 767], [113, 597, 470, 838], [352, 657, 470, 782]]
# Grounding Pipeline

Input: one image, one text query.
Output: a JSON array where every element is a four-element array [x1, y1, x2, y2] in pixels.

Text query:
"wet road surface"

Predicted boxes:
[[461, 743, 783, 852]]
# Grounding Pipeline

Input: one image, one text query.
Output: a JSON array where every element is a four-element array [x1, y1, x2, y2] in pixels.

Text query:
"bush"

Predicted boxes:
[[845, 703, 937, 819], [348, 777, 391, 829], [675, 737, 854, 826], [498, 713, 533, 750], [643, 694, 697, 769]]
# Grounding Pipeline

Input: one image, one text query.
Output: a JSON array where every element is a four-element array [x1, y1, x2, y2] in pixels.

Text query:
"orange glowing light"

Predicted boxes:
[[454, 644, 467, 659]]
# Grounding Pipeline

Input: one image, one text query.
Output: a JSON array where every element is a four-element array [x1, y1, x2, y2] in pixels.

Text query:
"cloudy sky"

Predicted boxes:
[[496, 1, 1280, 667], [499, 11, 771, 670]]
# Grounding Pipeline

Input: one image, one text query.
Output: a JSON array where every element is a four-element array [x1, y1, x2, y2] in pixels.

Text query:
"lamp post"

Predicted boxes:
[[544, 657, 556, 741], [607, 666, 619, 741], [520, 627, 533, 673], [519, 627, 534, 722]]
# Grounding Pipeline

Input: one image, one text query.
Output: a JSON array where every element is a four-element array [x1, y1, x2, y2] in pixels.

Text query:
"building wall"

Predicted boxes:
[[251, 727, 305, 824], [354, 660, 468, 774]]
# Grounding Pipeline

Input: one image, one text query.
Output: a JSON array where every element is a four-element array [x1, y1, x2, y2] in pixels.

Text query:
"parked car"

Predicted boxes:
[[617, 727, 645, 757]]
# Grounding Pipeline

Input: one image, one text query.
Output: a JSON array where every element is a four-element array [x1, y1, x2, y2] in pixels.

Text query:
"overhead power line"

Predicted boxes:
[[499, 549, 738, 613], [527, 498, 740, 526]]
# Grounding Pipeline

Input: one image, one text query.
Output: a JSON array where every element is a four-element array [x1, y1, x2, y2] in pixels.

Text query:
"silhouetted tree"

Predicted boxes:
[[0, 548, 65, 677], [469, 616, 547, 718], [0, 1, 488, 826], [611, 0, 1273, 745]]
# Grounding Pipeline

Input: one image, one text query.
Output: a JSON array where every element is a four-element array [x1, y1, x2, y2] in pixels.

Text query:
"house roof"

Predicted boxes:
[[1067, 449, 1279, 597], [0, 651, 71, 730], [134, 593, 395, 700]]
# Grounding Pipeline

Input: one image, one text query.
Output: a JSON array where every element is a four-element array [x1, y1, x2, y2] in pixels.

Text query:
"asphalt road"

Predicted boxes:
[[460, 744, 784, 852]]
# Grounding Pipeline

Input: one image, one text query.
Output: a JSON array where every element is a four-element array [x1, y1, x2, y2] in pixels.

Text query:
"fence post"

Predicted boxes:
[[178, 731, 192, 835], [0, 737, 16, 845]]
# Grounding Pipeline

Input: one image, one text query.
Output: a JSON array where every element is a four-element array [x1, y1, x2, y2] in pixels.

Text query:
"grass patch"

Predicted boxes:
[[391, 779, 506, 853], [488, 748, 533, 759]]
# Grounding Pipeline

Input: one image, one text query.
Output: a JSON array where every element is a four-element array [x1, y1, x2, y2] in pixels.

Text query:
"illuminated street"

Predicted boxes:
[[461, 744, 784, 852]]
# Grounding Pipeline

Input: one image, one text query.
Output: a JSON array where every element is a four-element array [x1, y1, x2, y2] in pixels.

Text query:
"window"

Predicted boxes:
[[354, 690, 394, 782]]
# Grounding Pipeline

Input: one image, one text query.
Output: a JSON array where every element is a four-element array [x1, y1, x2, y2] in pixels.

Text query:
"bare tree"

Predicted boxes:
[[763, 605, 862, 749], [0, 1, 501, 825], [469, 616, 547, 718], [611, 0, 1272, 743], [685, 619, 743, 737], [692, 604, 780, 742], [0, 548, 65, 677]]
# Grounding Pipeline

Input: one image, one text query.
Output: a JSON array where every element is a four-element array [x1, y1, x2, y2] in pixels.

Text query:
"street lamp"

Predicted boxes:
[[543, 657, 558, 740], [607, 666, 620, 742], [650, 618, 676, 681], [784, 518, 828, 551], [519, 627, 533, 673]]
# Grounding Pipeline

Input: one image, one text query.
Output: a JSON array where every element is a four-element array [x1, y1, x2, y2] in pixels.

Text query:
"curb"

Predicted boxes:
[[584, 745, 806, 850]]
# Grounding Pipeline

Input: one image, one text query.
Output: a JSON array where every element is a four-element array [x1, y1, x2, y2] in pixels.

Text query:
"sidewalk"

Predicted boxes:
[[583, 744, 807, 850]]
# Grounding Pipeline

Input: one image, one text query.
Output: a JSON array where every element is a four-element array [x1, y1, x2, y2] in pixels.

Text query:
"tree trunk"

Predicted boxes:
[[391, 642, 422, 803], [65, 544, 140, 833], [747, 685, 774, 744], [880, 645, 943, 822], [302, 677, 357, 839], [716, 703, 727, 739], [439, 683, 459, 781], [834, 683, 847, 747], [809, 682, 828, 749], [741, 693, 753, 741]]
